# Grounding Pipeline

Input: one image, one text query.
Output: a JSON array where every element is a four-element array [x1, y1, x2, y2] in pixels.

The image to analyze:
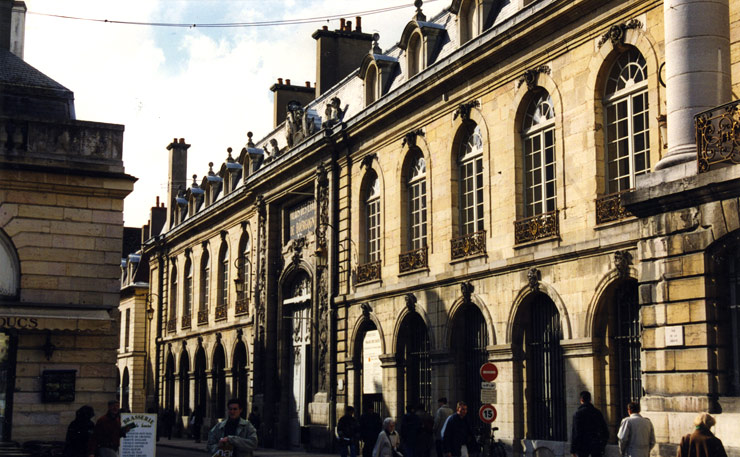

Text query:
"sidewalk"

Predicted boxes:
[[156, 437, 338, 457]]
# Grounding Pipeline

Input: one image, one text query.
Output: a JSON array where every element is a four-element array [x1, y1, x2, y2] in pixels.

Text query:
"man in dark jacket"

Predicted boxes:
[[337, 406, 360, 457], [87, 401, 135, 457], [358, 404, 382, 457], [400, 405, 421, 457], [442, 402, 475, 457], [570, 391, 609, 457]]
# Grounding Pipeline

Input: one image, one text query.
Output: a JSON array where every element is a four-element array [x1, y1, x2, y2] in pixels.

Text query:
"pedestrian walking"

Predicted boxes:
[[677, 412, 727, 457], [433, 398, 453, 457], [190, 405, 203, 443], [415, 404, 434, 457], [570, 391, 609, 457], [337, 406, 360, 457], [359, 405, 383, 457], [617, 402, 655, 457], [400, 405, 421, 457], [207, 398, 258, 457], [161, 407, 175, 440], [86, 400, 136, 457], [442, 402, 476, 457], [372, 418, 402, 457], [64, 405, 95, 457]]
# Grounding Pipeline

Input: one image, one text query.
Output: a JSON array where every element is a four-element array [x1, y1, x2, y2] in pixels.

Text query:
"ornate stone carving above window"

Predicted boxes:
[[597, 19, 643, 49], [517, 66, 551, 90]]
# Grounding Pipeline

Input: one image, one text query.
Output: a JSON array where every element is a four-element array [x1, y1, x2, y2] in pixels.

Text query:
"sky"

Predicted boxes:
[[21, 0, 448, 228]]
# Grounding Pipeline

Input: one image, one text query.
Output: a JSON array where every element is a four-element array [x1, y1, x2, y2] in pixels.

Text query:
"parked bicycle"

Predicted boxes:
[[476, 426, 507, 457]]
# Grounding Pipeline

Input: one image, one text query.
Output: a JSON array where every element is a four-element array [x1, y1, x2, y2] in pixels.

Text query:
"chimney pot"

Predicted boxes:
[[305, 81, 310, 87], [340, 18, 345, 30], [156, 196, 160, 206], [347, 20, 352, 31], [278, 77, 283, 84], [356, 16, 362, 32], [179, 138, 185, 144], [286, 79, 291, 85], [323, 25, 328, 31]]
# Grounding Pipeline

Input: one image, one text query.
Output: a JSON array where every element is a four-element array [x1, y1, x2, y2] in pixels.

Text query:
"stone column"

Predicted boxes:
[[657, 0, 730, 170]]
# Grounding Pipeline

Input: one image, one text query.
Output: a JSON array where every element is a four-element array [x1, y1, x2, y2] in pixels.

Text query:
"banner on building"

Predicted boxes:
[[363, 330, 382, 394]]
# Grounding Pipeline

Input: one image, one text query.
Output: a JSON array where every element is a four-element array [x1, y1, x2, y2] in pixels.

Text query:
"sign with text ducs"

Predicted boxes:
[[121, 413, 156, 457], [479, 404, 497, 423], [480, 362, 498, 382]]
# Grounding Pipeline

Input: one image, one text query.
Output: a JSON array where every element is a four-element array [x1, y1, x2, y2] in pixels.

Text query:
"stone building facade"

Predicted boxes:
[[131, 0, 740, 455], [0, 0, 134, 443]]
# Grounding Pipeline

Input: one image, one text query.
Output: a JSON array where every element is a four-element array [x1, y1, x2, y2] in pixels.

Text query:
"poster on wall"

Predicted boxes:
[[363, 330, 382, 394], [121, 413, 156, 457]]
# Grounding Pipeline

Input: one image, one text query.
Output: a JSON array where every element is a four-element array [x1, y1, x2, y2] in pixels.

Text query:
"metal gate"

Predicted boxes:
[[400, 313, 431, 413], [527, 294, 566, 440], [615, 281, 642, 412], [463, 305, 488, 414]]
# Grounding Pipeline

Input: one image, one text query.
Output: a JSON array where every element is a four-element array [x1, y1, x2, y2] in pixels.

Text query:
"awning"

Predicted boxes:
[[0, 306, 113, 332]]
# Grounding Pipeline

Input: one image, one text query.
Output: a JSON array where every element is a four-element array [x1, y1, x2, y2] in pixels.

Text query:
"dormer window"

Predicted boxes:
[[407, 32, 422, 78], [459, 0, 476, 44], [365, 64, 378, 106]]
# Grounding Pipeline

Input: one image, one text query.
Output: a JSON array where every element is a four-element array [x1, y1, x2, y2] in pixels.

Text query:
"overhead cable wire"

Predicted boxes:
[[28, 0, 442, 28]]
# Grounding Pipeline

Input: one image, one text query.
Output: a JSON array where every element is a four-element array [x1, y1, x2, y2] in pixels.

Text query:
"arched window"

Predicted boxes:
[[459, 0, 476, 45], [0, 229, 20, 299], [365, 65, 377, 106], [179, 350, 190, 414], [407, 152, 427, 250], [522, 91, 556, 217], [121, 368, 130, 412], [604, 49, 650, 193], [458, 123, 484, 236], [451, 304, 488, 423], [212, 344, 226, 418], [183, 258, 193, 326], [365, 174, 381, 263], [199, 249, 210, 323], [165, 353, 175, 410], [397, 312, 431, 414], [237, 234, 251, 309], [407, 32, 422, 78], [217, 244, 229, 309]]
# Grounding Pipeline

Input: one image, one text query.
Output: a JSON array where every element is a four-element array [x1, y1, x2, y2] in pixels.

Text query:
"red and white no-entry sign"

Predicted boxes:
[[480, 362, 498, 382], [479, 404, 497, 423]]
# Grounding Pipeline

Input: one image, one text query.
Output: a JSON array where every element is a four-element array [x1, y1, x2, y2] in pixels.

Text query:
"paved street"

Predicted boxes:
[[156, 438, 338, 457]]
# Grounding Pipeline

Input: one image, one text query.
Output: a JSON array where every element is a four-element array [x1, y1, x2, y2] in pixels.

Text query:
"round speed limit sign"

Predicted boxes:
[[479, 404, 497, 423]]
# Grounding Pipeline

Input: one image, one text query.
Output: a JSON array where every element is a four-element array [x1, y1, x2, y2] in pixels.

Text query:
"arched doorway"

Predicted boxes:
[[353, 320, 384, 416], [232, 341, 249, 416], [212, 344, 226, 419], [513, 292, 566, 441], [450, 304, 488, 415], [194, 347, 207, 418], [283, 271, 312, 449], [179, 349, 190, 415], [165, 353, 175, 411], [121, 368, 130, 411], [397, 312, 431, 414]]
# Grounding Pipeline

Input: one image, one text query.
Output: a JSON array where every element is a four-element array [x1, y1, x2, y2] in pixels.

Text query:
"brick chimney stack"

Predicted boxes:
[[0, 1, 26, 58], [312, 17, 374, 97], [165, 138, 190, 230], [270, 78, 316, 128]]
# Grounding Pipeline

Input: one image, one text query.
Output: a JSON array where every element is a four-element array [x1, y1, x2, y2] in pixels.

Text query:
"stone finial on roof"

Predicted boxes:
[[227, 147, 234, 162], [413, 0, 426, 22], [192, 174, 198, 186], [372, 32, 382, 54], [247, 131, 255, 148], [208, 162, 215, 176]]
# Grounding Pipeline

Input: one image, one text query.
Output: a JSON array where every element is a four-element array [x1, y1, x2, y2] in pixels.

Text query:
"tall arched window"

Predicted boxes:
[[217, 244, 229, 309], [458, 123, 484, 235], [398, 312, 431, 414], [365, 174, 381, 263], [365, 65, 377, 106], [237, 233, 251, 311], [604, 49, 650, 193], [199, 249, 210, 324], [407, 32, 422, 78], [169, 265, 178, 330], [179, 350, 190, 414], [183, 258, 193, 327], [459, 0, 476, 44], [0, 229, 20, 298], [407, 153, 427, 250], [522, 91, 556, 217]]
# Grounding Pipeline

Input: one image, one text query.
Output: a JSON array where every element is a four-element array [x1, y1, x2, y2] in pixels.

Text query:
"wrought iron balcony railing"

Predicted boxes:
[[357, 260, 381, 284], [596, 190, 633, 224], [215, 304, 227, 321], [166, 318, 177, 333], [514, 210, 559, 244], [181, 313, 191, 329], [235, 298, 249, 316], [399, 246, 428, 273], [696, 99, 740, 173], [450, 230, 486, 260], [197, 310, 208, 326]]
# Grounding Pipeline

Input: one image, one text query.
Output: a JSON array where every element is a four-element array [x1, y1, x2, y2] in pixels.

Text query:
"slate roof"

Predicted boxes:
[[0, 48, 71, 93]]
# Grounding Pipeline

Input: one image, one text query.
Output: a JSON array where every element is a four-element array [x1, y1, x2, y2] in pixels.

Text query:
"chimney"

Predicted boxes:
[[269, 78, 315, 128], [0, 0, 11, 51], [10, 1, 25, 58], [149, 196, 166, 239], [312, 17, 374, 97], [165, 138, 190, 230]]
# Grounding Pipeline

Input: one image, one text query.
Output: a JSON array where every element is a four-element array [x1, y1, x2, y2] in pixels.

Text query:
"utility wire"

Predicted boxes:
[[28, 0, 442, 28]]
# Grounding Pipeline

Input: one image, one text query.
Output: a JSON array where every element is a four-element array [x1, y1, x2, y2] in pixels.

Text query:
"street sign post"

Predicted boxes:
[[479, 404, 497, 423], [480, 362, 498, 382]]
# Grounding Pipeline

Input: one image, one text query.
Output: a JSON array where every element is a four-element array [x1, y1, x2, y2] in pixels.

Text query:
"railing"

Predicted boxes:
[[356, 260, 381, 284], [595, 190, 632, 224], [235, 298, 249, 316], [197, 309, 208, 326], [450, 230, 486, 260], [215, 304, 227, 321], [181, 313, 191, 329], [167, 318, 177, 333], [696, 99, 740, 173], [514, 210, 559, 244], [399, 246, 428, 273]]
